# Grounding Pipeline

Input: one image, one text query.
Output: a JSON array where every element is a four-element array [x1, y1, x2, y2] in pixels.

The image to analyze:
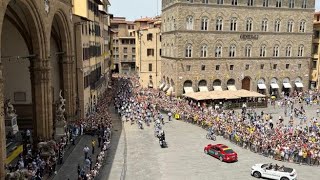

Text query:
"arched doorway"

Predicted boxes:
[[294, 77, 304, 91], [270, 77, 279, 97], [282, 77, 291, 97], [241, 77, 251, 91], [227, 78, 237, 91], [198, 79, 208, 92], [257, 78, 266, 94], [183, 80, 193, 94], [213, 79, 222, 91]]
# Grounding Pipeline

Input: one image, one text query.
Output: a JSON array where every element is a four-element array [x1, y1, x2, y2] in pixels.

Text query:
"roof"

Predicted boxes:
[[134, 17, 154, 22], [183, 89, 265, 101]]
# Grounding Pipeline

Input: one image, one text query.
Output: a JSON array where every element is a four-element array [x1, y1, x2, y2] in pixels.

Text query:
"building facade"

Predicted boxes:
[[0, 0, 78, 178], [161, 0, 314, 97], [311, 12, 320, 89], [135, 17, 162, 89], [73, 0, 112, 118], [110, 17, 136, 74]]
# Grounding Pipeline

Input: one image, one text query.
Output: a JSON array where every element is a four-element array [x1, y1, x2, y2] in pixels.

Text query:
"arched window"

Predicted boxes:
[[299, 20, 306, 33], [301, 0, 307, 8], [202, 0, 209, 3], [217, 0, 224, 4], [287, 20, 294, 32], [289, 0, 295, 8], [187, 0, 194, 3], [273, 45, 280, 57], [246, 18, 253, 31], [216, 17, 223, 31], [201, 17, 209, 30], [276, 0, 282, 7], [245, 45, 252, 57], [285, 45, 292, 57], [185, 44, 192, 58], [298, 45, 304, 57], [229, 44, 236, 57], [200, 44, 208, 58], [231, 0, 238, 5], [215, 44, 222, 57], [186, 16, 193, 30], [247, 0, 254, 6], [230, 17, 237, 31], [261, 18, 268, 32], [274, 19, 281, 32], [262, 0, 269, 7], [260, 44, 266, 57]]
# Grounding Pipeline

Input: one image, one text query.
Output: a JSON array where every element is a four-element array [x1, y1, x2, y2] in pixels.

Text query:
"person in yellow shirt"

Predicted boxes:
[[91, 139, 96, 154]]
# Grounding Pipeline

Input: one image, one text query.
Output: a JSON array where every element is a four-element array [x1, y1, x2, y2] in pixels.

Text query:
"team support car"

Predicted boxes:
[[203, 144, 238, 162], [251, 163, 297, 180]]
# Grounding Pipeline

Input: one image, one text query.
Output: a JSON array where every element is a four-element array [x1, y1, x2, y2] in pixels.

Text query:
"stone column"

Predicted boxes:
[[62, 56, 76, 121], [0, 67, 6, 180], [30, 59, 53, 140]]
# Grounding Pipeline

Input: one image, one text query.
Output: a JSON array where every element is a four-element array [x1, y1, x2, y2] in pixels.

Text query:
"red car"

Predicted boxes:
[[204, 144, 238, 162]]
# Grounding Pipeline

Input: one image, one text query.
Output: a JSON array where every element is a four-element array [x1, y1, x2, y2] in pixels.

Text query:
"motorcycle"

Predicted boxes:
[[159, 139, 167, 148], [206, 132, 216, 141]]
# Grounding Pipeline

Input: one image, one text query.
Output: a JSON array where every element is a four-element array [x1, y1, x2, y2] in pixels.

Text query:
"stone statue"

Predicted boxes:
[[56, 90, 66, 122], [44, 0, 50, 14], [4, 99, 16, 117], [37, 140, 57, 157]]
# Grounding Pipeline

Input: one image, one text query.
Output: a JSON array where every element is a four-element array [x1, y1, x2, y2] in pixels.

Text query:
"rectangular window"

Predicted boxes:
[[159, 49, 162, 56], [124, 55, 128, 60], [315, 31, 320, 38], [201, 65, 206, 71], [217, 0, 224, 4], [286, 64, 290, 69], [147, 33, 153, 41], [298, 64, 301, 69], [149, 63, 152, 71], [147, 49, 155, 56], [273, 64, 277, 69], [132, 47, 136, 53], [230, 65, 234, 70], [313, 60, 317, 69], [132, 55, 136, 60], [123, 47, 127, 53], [245, 64, 250, 70], [247, 0, 254, 6], [186, 65, 191, 71], [216, 65, 220, 70], [260, 64, 264, 69]]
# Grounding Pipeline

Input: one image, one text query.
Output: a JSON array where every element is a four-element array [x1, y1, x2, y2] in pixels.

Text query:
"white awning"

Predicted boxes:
[[270, 83, 279, 89], [163, 85, 169, 92], [166, 87, 173, 95], [227, 85, 237, 91], [283, 83, 292, 88], [295, 82, 304, 88], [199, 86, 209, 92], [213, 86, 223, 91], [159, 83, 165, 89], [257, 84, 267, 90], [184, 87, 194, 94]]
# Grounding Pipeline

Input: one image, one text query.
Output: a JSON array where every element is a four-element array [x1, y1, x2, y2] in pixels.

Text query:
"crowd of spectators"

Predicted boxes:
[[119, 75, 320, 166]]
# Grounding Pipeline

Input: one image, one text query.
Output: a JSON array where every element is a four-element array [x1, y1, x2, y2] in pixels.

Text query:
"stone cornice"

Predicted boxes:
[[162, 30, 313, 36], [161, 56, 311, 61], [162, 2, 315, 12]]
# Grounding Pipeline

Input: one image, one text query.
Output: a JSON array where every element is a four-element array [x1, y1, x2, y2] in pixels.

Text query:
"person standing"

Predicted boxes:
[[91, 139, 96, 154], [77, 164, 81, 177], [83, 145, 90, 159]]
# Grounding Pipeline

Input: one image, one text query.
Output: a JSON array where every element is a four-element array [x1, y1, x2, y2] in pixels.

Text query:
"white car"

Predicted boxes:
[[251, 163, 297, 180]]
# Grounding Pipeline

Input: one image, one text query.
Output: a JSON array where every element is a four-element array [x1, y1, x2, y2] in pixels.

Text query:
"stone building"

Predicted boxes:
[[110, 17, 136, 74], [161, 0, 314, 97], [0, 0, 77, 178], [135, 17, 162, 89], [73, 0, 112, 118], [311, 12, 320, 89]]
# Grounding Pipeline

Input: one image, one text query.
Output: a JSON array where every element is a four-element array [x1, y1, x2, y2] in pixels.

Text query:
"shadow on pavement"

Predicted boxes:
[[96, 105, 124, 180]]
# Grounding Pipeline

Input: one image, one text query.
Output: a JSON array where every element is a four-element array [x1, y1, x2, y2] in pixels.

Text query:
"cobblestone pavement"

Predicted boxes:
[[58, 104, 320, 180], [113, 109, 320, 180]]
